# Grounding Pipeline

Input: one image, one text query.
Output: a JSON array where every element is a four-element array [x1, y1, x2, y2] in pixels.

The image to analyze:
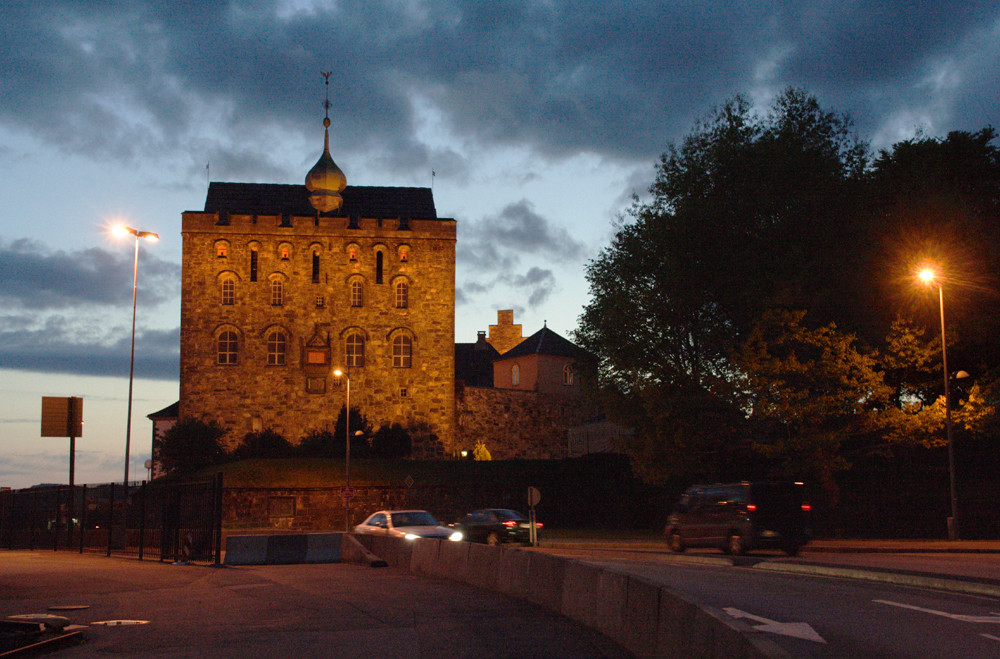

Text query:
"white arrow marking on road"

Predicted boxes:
[[723, 607, 827, 643], [874, 600, 1000, 624]]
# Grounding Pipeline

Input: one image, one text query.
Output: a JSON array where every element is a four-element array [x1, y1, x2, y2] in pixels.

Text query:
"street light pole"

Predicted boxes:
[[920, 268, 959, 540], [334, 368, 351, 532], [115, 226, 159, 494]]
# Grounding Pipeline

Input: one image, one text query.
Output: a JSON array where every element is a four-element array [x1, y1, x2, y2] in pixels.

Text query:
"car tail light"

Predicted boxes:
[[746, 504, 757, 512], [801, 504, 811, 512], [535, 522, 543, 528], [503, 520, 518, 527]]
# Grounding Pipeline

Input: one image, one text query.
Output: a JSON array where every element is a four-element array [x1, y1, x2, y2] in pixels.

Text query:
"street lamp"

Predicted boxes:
[[113, 225, 159, 495], [918, 267, 960, 540], [332, 368, 361, 532]]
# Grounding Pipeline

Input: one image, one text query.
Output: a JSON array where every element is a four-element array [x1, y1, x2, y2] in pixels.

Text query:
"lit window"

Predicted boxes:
[[280, 246, 290, 260], [395, 281, 408, 309], [267, 331, 286, 366], [400, 248, 408, 262], [393, 335, 412, 368], [217, 243, 227, 258], [346, 334, 365, 368], [349, 247, 358, 262], [221, 279, 235, 305], [512, 364, 520, 386], [350, 280, 363, 307], [217, 331, 238, 365], [563, 364, 574, 386], [271, 280, 283, 306]]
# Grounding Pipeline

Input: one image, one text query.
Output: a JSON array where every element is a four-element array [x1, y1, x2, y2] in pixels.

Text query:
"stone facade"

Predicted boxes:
[[180, 185, 456, 454], [455, 386, 598, 459]]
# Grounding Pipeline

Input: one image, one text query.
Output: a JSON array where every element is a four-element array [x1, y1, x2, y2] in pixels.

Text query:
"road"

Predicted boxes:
[[0, 551, 628, 658], [539, 545, 1000, 657]]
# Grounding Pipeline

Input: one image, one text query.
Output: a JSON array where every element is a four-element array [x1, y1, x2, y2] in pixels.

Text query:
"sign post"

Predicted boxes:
[[527, 486, 541, 546]]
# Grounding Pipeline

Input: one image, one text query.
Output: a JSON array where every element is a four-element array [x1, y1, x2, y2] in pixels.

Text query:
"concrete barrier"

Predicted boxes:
[[223, 533, 343, 565], [358, 536, 788, 658], [341, 534, 387, 568]]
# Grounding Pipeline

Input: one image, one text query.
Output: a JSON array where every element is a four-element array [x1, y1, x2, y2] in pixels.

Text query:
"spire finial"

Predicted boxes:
[[320, 71, 332, 128]]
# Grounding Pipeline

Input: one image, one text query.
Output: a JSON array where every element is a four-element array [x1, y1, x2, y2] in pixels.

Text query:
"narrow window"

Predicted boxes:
[[346, 334, 365, 368], [217, 331, 238, 365], [217, 244, 227, 258], [349, 247, 358, 262], [249, 250, 258, 282], [563, 364, 574, 386], [315, 296, 325, 308], [280, 246, 290, 260], [392, 335, 412, 368], [511, 364, 520, 386], [400, 387, 408, 398], [312, 251, 320, 283], [221, 279, 235, 305], [271, 280, 283, 306], [350, 280, 363, 307], [400, 248, 409, 262], [267, 331, 287, 366], [395, 281, 408, 309], [376, 251, 384, 284]]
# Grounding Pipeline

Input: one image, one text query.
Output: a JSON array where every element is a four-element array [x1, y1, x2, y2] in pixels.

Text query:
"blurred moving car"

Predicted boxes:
[[453, 508, 541, 545], [664, 482, 810, 556], [354, 510, 463, 541]]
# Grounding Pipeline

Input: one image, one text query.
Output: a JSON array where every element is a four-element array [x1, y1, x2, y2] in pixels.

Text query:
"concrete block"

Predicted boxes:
[[560, 561, 601, 627], [525, 551, 565, 610], [436, 539, 470, 580], [266, 534, 308, 564], [593, 569, 627, 640], [223, 535, 268, 565], [494, 547, 531, 599], [655, 588, 703, 658], [341, 534, 387, 567], [410, 537, 441, 576], [622, 577, 660, 657], [304, 533, 342, 563], [466, 543, 502, 590]]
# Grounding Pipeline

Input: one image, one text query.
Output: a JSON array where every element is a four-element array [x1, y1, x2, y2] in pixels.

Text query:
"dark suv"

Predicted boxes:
[[665, 482, 810, 556]]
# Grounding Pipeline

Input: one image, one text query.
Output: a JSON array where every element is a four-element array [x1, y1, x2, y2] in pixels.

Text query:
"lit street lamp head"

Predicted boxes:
[[114, 225, 160, 242], [918, 267, 936, 284]]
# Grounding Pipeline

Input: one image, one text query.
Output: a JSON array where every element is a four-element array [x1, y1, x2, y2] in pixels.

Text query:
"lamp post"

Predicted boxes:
[[113, 226, 159, 495], [918, 268, 959, 540], [333, 368, 351, 531]]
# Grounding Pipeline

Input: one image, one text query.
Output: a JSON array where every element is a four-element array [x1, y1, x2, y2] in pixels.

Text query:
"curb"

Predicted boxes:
[[753, 561, 1000, 598]]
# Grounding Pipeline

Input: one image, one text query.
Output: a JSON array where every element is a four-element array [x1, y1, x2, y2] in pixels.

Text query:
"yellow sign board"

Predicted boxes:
[[41, 396, 83, 437]]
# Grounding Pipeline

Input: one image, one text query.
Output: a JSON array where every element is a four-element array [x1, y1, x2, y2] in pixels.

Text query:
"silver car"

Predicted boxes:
[[354, 509, 463, 541]]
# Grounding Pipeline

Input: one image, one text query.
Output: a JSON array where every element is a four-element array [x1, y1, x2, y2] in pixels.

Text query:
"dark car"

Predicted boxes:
[[453, 508, 541, 545], [664, 482, 810, 556]]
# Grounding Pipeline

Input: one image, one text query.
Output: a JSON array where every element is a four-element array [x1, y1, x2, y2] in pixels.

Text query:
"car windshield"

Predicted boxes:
[[390, 512, 438, 527], [494, 509, 525, 521]]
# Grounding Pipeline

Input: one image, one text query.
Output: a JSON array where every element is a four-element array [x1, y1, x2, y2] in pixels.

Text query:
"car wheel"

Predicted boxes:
[[486, 532, 500, 546], [725, 533, 746, 556], [667, 531, 685, 553]]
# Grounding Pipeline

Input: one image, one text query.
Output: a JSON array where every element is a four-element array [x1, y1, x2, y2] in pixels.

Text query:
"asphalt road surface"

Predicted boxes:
[[0, 551, 628, 658]]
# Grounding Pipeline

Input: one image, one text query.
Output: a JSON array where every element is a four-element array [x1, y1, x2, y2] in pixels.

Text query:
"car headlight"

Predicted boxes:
[[448, 531, 463, 542], [404, 533, 419, 540]]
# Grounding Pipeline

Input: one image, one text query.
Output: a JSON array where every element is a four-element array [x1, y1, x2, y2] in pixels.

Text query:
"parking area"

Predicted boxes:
[[0, 551, 627, 658]]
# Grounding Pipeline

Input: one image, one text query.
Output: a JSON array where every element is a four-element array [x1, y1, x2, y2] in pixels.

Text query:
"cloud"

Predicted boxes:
[[0, 238, 180, 310]]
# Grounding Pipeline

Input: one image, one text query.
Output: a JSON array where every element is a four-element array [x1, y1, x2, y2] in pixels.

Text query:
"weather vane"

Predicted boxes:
[[321, 71, 332, 120]]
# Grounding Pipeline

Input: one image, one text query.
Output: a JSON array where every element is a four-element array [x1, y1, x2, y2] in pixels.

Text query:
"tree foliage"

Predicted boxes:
[[233, 428, 295, 460], [155, 418, 228, 473]]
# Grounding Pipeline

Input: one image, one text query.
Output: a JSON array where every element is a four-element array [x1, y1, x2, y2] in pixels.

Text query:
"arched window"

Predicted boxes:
[[216, 243, 228, 258], [392, 335, 412, 368], [563, 364, 574, 386], [350, 280, 363, 307], [267, 331, 287, 366], [376, 251, 384, 284], [217, 331, 238, 365], [511, 364, 520, 386], [280, 245, 291, 260], [346, 334, 365, 368], [271, 279, 283, 306], [221, 279, 235, 305], [399, 247, 409, 262], [312, 251, 320, 283], [348, 246, 358, 262], [395, 281, 408, 309]]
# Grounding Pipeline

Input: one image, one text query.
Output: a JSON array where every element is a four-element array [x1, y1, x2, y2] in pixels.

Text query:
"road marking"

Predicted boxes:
[[723, 607, 826, 643], [982, 634, 1000, 642], [874, 600, 1000, 624]]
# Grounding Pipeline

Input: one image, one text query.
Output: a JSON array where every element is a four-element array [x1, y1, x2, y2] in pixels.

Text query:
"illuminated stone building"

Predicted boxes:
[[179, 111, 456, 456]]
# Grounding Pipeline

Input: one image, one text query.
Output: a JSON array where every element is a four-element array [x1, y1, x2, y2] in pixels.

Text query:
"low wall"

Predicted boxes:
[[353, 535, 787, 658]]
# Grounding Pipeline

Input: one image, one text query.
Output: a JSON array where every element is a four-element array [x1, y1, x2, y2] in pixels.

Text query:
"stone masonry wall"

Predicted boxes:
[[455, 386, 598, 460]]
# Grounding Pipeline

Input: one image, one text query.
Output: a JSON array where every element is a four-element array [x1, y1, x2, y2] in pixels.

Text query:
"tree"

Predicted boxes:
[[232, 428, 294, 460], [371, 423, 412, 458], [298, 406, 371, 458], [155, 418, 228, 473]]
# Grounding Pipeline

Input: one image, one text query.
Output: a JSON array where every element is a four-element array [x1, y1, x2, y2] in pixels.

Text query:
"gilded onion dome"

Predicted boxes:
[[305, 117, 347, 213]]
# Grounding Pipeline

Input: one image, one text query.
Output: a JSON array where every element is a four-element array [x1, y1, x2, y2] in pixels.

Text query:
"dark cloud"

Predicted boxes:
[[2, 0, 996, 180], [0, 238, 180, 309]]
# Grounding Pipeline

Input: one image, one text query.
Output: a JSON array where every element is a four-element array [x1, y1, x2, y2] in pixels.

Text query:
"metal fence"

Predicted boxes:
[[0, 474, 223, 563]]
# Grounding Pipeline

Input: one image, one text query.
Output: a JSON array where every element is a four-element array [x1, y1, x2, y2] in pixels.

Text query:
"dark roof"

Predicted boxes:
[[201, 182, 439, 219], [147, 401, 179, 419], [498, 326, 580, 360], [455, 336, 500, 387]]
